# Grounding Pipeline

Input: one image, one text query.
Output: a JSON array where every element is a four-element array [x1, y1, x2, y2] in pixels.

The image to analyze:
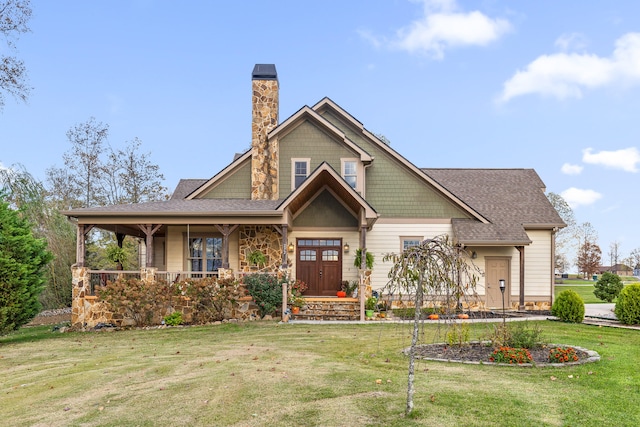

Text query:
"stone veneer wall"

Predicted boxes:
[[238, 225, 284, 273], [251, 76, 279, 200], [71, 266, 261, 329]]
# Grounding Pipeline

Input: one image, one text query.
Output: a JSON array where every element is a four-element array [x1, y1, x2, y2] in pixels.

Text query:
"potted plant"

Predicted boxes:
[[288, 279, 308, 314], [365, 296, 377, 318], [341, 280, 358, 298], [353, 248, 374, 270], [106, 244, 127, 270], [247, 249, 267, 268]]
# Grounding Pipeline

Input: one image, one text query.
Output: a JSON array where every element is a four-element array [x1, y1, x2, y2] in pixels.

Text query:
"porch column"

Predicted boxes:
[[516, 246, 525, 310], [216, 224, 239, 269], [281, 224, 288, 269], [75, 224, 94, 267], [359, 224, 367, 321], [137, 224, 162, 267]]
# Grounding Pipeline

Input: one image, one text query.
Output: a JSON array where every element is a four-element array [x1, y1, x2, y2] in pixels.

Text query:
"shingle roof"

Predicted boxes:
[[423, 168, 565, 245], [63, 198, 282, 216], [170, 179, 208, 200]]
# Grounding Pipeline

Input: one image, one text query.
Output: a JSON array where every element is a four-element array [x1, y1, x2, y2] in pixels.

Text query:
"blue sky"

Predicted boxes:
[[1, 0, 640, 267]]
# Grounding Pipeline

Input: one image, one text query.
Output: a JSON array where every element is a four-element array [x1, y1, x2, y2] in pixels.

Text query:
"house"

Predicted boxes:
[[64, 64, 565, 325], [598, 264, 634, 277]]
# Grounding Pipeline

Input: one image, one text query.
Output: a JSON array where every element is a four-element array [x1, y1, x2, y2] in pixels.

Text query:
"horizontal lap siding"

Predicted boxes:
[[365, 222, 453, 290], [524, 230, 552, 297]]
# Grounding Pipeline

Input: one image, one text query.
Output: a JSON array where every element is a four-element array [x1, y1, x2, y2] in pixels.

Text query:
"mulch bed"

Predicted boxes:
[[410, 342, 592, 365]]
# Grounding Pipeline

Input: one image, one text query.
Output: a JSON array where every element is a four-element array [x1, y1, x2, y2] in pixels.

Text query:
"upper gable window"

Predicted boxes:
[[342, 159, 358, 189], [292, 158, 310, 189]]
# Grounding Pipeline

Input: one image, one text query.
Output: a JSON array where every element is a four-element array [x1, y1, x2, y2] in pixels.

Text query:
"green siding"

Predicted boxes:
[[320, 110, 469, 219], [293, 190, 358, 228], [279, 120, 356, 195], [201, 160, 251, 199]]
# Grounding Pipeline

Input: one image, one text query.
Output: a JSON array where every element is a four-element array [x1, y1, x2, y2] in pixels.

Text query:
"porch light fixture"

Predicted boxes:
[[343, 242, 350, 253], [471, 251, 477, 259], [287, 242, 295, 253]]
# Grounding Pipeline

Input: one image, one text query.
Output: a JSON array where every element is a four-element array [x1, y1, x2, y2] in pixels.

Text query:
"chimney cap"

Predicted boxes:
[[252, 64, 277, 81]]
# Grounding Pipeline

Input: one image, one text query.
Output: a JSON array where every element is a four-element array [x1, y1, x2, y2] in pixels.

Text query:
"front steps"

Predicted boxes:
[[293, 297, 360, 321]]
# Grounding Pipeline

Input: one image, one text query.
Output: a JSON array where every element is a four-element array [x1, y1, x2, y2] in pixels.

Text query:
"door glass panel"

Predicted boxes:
[[299, 250, 316, 261], [322, 250, 338, 261]]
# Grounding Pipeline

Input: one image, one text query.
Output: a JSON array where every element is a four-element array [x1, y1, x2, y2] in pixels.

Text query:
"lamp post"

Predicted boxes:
[[499, 279, 506, 327]]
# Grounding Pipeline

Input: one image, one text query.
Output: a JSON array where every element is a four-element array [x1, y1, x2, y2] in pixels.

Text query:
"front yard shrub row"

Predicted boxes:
[[98, 273, 276, 326]]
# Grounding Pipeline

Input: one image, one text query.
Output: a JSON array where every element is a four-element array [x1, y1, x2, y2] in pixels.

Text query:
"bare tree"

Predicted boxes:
[[0, 0, 31, 110], [608, 241, 621, 267], [102, 138, 167, 204], [383, 235, 481, 415], [547, 192, 575, 271]]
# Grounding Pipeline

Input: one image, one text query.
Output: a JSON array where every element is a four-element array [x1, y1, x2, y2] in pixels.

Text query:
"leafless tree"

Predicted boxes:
[[0, 0, 31, 110], [383, 235, 481, 415], [608, 241, 621, 267], [547, 192, 576, 271]]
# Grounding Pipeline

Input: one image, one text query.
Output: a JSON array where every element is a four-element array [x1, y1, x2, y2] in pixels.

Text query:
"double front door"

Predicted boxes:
[[296, 239, 342, 296]]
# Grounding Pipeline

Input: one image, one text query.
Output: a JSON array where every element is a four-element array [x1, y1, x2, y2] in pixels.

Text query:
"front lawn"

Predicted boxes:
[[1, 320, 639, 426]]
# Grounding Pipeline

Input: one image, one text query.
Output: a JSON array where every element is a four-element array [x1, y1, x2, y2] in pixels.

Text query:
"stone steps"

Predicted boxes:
[[293, 297, 360, 321]]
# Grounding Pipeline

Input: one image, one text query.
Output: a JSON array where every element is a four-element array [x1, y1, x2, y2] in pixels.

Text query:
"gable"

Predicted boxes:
[[198, 159, 251, 199], [318, 109, 471, 219], [292, 189, 358, 228], [279, 120, 358, 196]]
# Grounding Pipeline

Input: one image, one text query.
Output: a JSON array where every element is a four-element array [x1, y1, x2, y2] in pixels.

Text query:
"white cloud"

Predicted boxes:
[[582, 147, 640, 172], [363, 0, 511, 59], [554, 32, 588, 52], [561, 163, 583, 175], [560, 187, 602, 208], [498, 32, 640, 102]]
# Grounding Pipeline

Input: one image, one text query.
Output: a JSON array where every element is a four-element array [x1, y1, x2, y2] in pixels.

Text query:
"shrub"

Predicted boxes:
[[97, 278, 172, 326], [614, 284, 640, 325], [163, 311, 183, 326], [489, 347, 533, 364], [548, 346, 579, 363], [446, 322, 470, 346], [178, 277, 246, 323], [509, 321, 543, 349], [552, 289, 585, 323], [243, 273, 284, 317], [594, 272, 624, 303], [0, 197, 53, 335]]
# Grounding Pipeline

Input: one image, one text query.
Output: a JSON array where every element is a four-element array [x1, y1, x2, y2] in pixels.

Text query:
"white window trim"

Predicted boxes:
[[341, 158, 362, 193], [291, 158, 310, 190], [400, 236, 423, 252]]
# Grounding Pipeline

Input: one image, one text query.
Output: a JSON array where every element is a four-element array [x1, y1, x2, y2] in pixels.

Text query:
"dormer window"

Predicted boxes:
[[342, 159, 358, 189], [292, 158, 310, 189]]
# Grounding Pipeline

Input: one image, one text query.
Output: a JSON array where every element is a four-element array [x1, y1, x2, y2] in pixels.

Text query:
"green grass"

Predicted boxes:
[[556, 281, 640, 304], [1, 321, 639, 426]]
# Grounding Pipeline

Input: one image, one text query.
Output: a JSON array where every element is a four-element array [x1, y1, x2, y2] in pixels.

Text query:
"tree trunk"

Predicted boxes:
[[406, 279, 424, 415]]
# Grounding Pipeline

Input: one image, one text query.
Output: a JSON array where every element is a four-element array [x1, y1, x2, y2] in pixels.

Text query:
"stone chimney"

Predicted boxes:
[[251, 64, 279, 200]]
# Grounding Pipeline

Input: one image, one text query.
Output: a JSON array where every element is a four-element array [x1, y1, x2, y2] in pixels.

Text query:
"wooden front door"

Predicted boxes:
[[296, 239, 342, 296], [485, 258, 510, 308]]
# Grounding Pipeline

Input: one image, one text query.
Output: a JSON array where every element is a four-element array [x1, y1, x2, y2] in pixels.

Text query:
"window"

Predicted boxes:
[[188, 237, 222, 272], [401, 237, 422, 252], [292, 159, 310, 189], [342, 160, 357, 189]]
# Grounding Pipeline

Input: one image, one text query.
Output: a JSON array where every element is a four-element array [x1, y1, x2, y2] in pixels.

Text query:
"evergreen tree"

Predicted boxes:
[[0, 194, 53, 334]]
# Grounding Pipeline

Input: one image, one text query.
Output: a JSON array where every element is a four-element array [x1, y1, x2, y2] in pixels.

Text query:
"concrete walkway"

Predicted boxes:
[[584, 303, 617, 320]]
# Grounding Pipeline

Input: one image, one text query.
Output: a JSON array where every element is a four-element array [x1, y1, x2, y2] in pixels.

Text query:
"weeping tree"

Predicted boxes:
[[383, 235, 481, 415]]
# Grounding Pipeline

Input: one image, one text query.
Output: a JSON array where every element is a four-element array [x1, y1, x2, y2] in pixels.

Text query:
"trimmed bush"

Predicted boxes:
[[614, 284, 640, 325], [594, 272, 624, 303], [243, 273, 285, 318], [552, 289, 585, 323]]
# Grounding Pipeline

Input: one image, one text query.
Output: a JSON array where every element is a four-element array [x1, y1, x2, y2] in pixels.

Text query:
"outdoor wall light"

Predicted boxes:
[[287, 242, 295, 253], [343, 242, 350, 253], [471, 251, 477, 259]]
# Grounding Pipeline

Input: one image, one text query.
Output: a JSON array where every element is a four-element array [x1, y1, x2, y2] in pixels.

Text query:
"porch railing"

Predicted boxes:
[[87, 270, 221, 295]]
